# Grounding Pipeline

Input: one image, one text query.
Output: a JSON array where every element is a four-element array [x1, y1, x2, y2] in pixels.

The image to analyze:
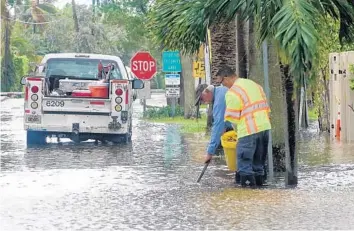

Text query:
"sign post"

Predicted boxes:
[[130, 51, 157, 115], [165, 73, 180, 117], [162, 51, 181, 118]]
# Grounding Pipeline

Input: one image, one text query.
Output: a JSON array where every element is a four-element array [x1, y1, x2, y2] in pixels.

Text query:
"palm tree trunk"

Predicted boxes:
[[236, 15, 247, 78], [206, 19, 237, 131], [181, 54, 194, 118], [1, 4, 15, 92], [280, 63, 298, 186], [248, 20, 287, 173], [209, 20, 237, 85], [72, 0, 80, 33]]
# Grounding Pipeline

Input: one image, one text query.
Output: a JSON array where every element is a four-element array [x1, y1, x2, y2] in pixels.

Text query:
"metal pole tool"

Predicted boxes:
[[197, 159, 211, 183]]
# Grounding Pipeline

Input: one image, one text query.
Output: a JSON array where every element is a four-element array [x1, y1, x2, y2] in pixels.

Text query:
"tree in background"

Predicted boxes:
[[1, 0, 16, 92], [1, 0, 163, 91]]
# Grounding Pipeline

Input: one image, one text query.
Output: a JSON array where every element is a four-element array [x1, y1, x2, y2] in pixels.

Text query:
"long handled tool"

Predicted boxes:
[[197, 159, 211, 183]]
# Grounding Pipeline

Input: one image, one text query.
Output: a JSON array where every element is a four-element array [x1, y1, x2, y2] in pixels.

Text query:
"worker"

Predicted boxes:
[[195, 84, 240, 183], [215, 65, 271, 188]]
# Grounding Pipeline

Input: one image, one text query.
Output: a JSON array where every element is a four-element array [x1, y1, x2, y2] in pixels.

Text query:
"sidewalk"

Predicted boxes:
[[143, 92, 209, 115], [144, 92, 167, 108]]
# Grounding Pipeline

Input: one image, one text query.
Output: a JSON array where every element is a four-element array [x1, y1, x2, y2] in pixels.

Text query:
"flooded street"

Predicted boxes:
[[1, 96, 354, 230]]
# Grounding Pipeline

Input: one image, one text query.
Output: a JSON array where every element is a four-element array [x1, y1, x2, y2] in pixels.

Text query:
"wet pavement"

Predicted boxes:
[[1, 97, 354, 230]]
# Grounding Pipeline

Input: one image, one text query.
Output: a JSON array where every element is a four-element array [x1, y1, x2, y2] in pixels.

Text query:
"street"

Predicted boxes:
[[1, 95, 354, 230]]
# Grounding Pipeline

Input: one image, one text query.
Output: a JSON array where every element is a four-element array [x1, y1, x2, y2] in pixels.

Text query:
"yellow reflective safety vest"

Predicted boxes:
[[224, 78, 271, 138]]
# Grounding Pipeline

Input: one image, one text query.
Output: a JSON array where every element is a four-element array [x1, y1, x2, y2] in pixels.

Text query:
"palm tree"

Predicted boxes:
[[204, 0, 354, 185], [1, 0, 16, 92], [148, 0, 354, 185], [14, 0, 57, 33]]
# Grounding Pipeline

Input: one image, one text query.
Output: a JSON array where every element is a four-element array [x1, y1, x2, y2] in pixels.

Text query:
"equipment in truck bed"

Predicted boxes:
[[98, 61, 115, 80], [59, 79, 95, 93]]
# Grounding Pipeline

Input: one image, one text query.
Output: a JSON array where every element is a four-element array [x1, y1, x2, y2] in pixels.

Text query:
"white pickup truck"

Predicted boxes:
[[21, 53, 144, 145]]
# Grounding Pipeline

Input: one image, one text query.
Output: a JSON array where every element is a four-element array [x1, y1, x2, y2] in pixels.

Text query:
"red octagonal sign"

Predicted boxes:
[[130, 51, 157, 81]]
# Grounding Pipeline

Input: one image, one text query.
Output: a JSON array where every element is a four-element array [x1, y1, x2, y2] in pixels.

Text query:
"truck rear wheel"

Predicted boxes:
[[26, 131, 47, 145]]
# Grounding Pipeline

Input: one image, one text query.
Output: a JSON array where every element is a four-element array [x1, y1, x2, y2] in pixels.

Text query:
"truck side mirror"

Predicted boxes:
[[132, 79, 144, 89], [20, 76, 27, 85]]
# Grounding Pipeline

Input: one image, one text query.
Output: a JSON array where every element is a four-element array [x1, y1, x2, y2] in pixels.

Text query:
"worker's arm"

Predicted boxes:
[[207, 99, 226, 155]]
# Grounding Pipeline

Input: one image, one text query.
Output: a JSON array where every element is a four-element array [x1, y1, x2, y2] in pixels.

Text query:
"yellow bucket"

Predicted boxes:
[[221, 130, 238, 171]]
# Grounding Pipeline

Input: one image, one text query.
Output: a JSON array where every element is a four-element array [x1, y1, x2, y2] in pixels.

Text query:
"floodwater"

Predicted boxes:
[[1, 95, 354, 230]]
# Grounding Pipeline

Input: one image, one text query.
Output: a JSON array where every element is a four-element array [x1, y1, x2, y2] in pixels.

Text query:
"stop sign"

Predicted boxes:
[[130, 51, 157, 80]]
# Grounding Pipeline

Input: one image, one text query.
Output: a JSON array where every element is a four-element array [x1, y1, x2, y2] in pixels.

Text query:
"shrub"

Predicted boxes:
[[143, 105, 184, 118]]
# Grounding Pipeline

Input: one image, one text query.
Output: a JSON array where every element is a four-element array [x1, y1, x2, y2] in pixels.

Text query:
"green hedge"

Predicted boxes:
[[143, 105, 184, 118], [13, 55, 29, 92], [0, 54, 29, 92]]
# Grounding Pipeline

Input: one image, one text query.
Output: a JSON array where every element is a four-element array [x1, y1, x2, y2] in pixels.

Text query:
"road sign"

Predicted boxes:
[[130, 51, 157, 80], [165, 73, 180, 85], [136, 80, 151, 99], [162, 51, 181, 72], [166, 87, 180, 98], [193, 61, 205, 78]]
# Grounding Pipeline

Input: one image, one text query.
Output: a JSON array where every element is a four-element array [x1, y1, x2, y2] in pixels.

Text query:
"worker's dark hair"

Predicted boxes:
[[216, 65, 236, 78]]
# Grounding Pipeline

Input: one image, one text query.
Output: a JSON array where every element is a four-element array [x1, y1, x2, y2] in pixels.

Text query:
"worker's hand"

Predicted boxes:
[[204, 154, 213, 163]]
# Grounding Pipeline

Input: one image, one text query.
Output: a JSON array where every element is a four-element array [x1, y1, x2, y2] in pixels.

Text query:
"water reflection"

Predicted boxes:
[[163, 125, 182, 168], [2, 98, 354, 230]]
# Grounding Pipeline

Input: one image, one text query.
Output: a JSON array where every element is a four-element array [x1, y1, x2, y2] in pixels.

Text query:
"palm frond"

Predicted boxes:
[[147, 0, 207, 54], [256, 0, 282, 43], [313, 0, 354, 43], [270, 0, 319, 76], [37, 3, 57, 14]]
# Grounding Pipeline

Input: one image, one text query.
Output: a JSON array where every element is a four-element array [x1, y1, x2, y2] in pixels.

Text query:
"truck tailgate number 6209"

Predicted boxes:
[[46, 100, 65, 107]]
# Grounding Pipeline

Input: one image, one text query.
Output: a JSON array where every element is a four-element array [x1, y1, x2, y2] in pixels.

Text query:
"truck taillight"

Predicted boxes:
[[115, 105, 122, 112], [125, 90, 129, 104], [31, 94, 38, 101], [115, 97, 123, 104], [31, 102, 38, 109], [25, 87, 29, 101], [115, 88, 123, 95], [31, 86, 39, 93]]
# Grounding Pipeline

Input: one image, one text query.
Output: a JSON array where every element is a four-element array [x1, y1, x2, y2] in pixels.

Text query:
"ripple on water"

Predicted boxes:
[[1, 99, 354, 230]]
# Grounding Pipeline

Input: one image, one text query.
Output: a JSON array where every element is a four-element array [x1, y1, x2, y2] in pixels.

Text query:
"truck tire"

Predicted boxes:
[[26, 131, 47, 145], [128, 120, 132, 142], [119, 125, 132, 144]]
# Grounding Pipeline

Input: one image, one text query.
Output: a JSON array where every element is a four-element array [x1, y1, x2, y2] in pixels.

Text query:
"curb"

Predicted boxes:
[[1, 97, 9, 102]]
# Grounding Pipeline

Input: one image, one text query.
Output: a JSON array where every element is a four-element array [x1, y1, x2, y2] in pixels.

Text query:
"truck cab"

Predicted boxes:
[[21, 53, 144, 145]]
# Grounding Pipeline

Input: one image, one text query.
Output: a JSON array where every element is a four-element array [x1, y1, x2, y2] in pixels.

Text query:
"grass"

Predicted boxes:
[[142, 105, 209, 133], [145, 115, 208, 133], [308, 108, 318, 121]]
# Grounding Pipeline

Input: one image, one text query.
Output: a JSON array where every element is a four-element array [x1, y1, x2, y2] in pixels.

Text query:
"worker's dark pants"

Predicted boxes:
[[236, 130, 270, 177]]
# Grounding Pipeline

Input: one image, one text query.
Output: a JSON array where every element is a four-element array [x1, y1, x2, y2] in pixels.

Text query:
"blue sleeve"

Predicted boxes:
[[207, 100, 226, 155]]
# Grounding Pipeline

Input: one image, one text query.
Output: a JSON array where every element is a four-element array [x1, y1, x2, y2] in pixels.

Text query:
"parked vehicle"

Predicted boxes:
[[21, 53, 144, 145]]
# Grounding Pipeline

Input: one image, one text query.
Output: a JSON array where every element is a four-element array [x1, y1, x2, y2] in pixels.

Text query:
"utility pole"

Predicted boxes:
[[204, 31, 213, 130], [204, 32, 211, 85], [262, 40, 274, 183]]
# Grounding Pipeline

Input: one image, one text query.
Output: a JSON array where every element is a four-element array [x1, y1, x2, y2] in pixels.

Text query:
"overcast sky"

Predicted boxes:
[[54, 0, 92, 9]]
